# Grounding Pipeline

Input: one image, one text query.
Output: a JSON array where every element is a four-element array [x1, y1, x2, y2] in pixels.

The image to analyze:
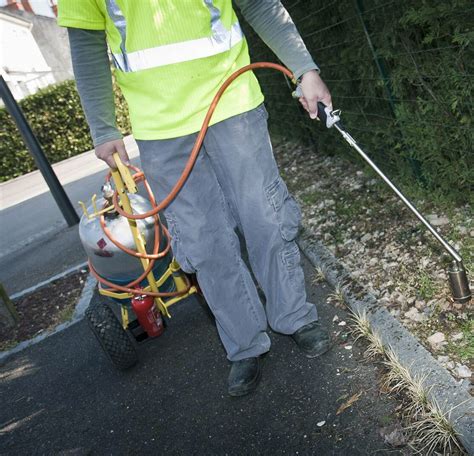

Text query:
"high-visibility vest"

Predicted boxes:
[[58, 0, 263, 140]]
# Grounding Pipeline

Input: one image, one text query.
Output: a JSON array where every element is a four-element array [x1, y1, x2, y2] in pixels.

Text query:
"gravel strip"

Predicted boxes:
[[0, 274, 96, 364], [273, 138, 473, 387]]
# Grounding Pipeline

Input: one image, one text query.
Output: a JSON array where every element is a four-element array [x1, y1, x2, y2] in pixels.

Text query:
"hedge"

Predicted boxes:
[[0, 79, 130, 182], [2, 1, 472, 205], [244, 0, 473, 205]]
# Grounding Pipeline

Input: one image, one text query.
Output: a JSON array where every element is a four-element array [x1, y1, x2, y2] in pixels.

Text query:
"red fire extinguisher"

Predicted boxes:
[[131, 294, 164, 338]]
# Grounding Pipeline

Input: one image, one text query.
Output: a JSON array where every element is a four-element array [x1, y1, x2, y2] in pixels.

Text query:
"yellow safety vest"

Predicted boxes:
[[58, 0, 264, 140]]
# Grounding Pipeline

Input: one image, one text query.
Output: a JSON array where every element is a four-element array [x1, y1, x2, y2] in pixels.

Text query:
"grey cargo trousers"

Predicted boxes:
[[138, 103, 318, 361]]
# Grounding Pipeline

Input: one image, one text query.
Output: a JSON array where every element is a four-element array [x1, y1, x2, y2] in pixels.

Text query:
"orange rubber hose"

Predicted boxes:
[[94, 62, 295, 297], [100, 173, 172, 260], [95, 166, 172, 294], [89, 259, 192, 297], [113, 62, 294, 219]]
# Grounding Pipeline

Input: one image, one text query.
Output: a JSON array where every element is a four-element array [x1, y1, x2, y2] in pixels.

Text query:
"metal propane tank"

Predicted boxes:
[[79, 186, 175, 296]]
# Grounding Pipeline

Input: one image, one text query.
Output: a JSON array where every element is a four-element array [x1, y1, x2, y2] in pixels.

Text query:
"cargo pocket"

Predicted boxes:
[[281, 242, 305, 289], [164, 211, 196, 274], [265, 177, 302, 241]]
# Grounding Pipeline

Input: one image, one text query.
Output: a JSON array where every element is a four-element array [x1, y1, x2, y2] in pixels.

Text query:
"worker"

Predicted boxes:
[[58, 0, 333, 397]]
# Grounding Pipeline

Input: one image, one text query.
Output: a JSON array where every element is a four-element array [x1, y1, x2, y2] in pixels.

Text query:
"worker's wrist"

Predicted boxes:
[[93, 131, 123, 147], [294, 63, 320, 82]]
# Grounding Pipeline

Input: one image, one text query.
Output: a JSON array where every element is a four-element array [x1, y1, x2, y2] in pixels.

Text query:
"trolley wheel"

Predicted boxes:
[[85, 299, 138, 370]]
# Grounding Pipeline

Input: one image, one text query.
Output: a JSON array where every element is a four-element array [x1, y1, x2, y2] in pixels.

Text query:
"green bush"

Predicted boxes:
[[2, 1, 472, 206], [244, 0, 473, 205], [0, 79, 130, 182]]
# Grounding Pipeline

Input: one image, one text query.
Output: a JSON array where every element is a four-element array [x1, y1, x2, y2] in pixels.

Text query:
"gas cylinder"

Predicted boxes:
[[78, 186, 175, 296], [131, 294, 164, 338]]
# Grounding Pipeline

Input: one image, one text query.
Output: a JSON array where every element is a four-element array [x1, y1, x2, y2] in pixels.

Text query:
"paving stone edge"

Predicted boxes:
[[298, 228, 474, 455]]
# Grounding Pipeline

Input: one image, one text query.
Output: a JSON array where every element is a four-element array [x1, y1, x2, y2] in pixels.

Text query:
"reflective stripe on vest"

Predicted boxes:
[[105, 0, 130, 72], [105, 0, 244, 73]]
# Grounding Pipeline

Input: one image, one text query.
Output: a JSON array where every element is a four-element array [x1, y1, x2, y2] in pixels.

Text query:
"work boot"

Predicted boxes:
[[227, 356, 262, 397], [291, 321, 331, 358]]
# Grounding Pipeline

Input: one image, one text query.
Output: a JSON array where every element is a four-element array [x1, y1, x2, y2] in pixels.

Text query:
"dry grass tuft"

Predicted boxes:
[[328, 283, 346, 306], [383, 349, 429, 419], [311, 266, 326, 285], [350, 309, 385, 358], [349, 309, 465, 455], [408, 399, 466, 455]]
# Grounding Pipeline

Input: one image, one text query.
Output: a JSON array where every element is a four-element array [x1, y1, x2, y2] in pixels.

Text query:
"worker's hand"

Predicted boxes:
[[298, 70, 332, 120], [95, 138, 130, 169]]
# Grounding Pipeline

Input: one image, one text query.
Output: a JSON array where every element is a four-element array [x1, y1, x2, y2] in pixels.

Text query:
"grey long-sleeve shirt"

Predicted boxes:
[[68, 0, 319, 146]]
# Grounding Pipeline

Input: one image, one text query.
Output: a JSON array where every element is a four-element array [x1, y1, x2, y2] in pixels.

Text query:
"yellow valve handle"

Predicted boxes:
[[113, 152, 137, 194]]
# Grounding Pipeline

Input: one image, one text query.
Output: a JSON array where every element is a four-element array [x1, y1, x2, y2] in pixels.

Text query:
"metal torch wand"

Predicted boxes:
[[292, 87, 471, 304]]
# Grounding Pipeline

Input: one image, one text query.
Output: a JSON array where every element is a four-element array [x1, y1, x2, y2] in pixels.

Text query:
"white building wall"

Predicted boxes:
[[0, 1, 57, 18], [0, 11, 55, 100]]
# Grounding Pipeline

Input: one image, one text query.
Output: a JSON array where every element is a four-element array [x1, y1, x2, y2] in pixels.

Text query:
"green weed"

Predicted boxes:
[[58, 305, 75, 322], [417, 271, 438, 301]]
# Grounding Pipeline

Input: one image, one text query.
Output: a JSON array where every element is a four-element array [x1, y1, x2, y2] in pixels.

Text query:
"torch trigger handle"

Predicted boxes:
[[292, 85, 341, 128]]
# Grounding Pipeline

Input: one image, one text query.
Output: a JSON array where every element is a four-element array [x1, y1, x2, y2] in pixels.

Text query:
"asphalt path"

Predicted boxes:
[[0, 136, 139, 264], [0, 138, 140, 296], [0, 257, 406, 455], [1, 140, 406, 454]]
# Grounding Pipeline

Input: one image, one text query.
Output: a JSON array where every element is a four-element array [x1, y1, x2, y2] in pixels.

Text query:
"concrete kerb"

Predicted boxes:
[[0, 273, 97, 365], [10, 261, 88, 300], [297, 228, 474, 455]]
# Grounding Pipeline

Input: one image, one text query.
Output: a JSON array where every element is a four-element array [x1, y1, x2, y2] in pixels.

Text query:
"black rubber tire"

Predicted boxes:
[[85, 300, 138, 370]]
